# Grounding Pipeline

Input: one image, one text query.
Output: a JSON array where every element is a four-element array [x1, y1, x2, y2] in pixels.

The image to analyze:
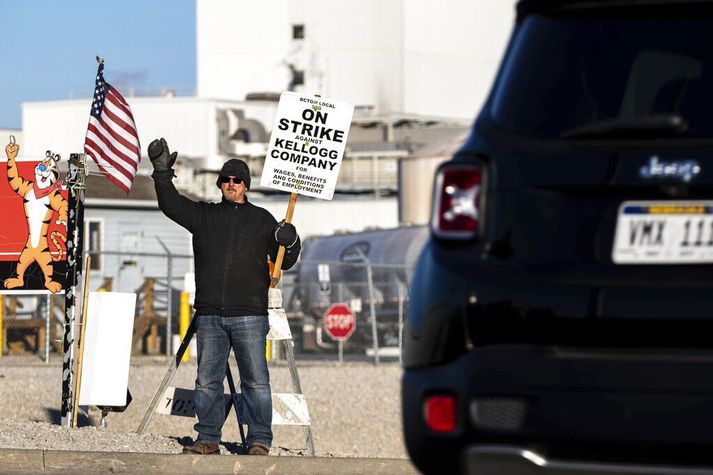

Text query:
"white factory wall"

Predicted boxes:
[[20, 97, 277, 162], [255, 195, 398, 239], [196, 0, 515, 119], [403, 0, 515, 118]]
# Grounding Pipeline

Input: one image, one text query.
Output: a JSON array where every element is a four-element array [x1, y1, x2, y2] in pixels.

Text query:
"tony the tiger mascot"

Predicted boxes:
[[4, 136, 67, 293]]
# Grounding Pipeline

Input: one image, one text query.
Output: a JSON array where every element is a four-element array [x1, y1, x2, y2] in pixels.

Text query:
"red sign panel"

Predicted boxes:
[[323, 303, 356, 341], [0, 155, 68, 292]]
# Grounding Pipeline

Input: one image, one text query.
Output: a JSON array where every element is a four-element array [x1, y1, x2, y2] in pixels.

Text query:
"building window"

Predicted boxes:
[[292, 24, 305, 40], [85, 219, 103, 271], [288, 65, 305, 91]]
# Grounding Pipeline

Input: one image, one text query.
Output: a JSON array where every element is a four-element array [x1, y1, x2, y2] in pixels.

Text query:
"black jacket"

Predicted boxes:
[[153, 170, 300, 316]]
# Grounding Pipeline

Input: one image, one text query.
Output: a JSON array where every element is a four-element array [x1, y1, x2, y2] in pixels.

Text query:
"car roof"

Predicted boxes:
[[516, 0, 713, 19]]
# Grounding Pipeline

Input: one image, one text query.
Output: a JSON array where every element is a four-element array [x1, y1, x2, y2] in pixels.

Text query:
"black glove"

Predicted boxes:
[[148, 138, 178, 172], [274, 220, 299, 248]]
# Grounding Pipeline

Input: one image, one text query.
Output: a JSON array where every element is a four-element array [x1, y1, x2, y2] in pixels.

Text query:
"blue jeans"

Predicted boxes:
[[193, 314, 272, 447]]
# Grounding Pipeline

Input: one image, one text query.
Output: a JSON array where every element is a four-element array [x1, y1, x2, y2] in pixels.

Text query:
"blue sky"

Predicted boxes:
[[0, 0, 196, 129]]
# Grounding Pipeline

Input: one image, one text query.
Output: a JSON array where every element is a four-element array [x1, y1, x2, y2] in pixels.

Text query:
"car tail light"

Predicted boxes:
[[424, 394, 457, 432], [432, 164, 482, 239]]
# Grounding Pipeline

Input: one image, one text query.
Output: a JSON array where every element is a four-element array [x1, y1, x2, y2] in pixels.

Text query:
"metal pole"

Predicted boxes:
[[166, 255, 173, 357], [398, 283, 403, 366], [179, 292, 190, 362], [156, 237, 172, 358], [45, 295, 50, 364], [61, 153, 86, 427], [365, 262, 379, 365], [73, 255, 92, 429], [337, 283, 343, 364]]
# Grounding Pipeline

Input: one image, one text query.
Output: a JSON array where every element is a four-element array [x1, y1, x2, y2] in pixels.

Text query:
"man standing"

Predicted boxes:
[[149, 138, 301, 456]]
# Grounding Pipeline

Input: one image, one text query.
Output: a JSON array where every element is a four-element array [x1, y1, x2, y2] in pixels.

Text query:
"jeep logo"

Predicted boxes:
[[639, 156, 701, 183]]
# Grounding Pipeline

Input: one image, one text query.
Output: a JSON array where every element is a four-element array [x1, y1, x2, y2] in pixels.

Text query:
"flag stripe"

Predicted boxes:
[[84, 146, 132, 191], [87, 118, 136, 163], [107, 85, 130, 107], [83, 62, 141, 194], [104, 92, 140, 144], [84, 137, 135, 182], [84, 134, 136, 182], [84, 144, 132, 193], [107, 87, 135, 120], [96, 114, 140, 159], [100, 107, 141, 155], [89, 118, 139, 171]]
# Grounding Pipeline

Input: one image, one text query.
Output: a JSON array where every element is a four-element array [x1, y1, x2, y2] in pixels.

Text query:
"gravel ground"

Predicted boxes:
[[0, 355, 407, 458]]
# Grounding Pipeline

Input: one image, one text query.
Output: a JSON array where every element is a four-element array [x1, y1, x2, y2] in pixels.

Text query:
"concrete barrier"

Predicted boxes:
[[0, 448, 419, 474]]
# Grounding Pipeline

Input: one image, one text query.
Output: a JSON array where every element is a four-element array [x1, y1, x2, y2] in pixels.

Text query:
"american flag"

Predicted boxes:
[[84, 58, 141, 193]]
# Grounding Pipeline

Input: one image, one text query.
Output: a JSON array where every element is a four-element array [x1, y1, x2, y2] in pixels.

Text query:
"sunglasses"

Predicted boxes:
[[219, 176, 244, 185]]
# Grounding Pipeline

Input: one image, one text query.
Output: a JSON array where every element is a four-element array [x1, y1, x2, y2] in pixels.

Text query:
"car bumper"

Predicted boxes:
[[403, 345, 713, 473], [464, 445, 713, 475]]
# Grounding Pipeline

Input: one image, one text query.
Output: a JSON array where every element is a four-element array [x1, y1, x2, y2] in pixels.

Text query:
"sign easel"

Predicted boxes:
[[136, 316, 247, 447]]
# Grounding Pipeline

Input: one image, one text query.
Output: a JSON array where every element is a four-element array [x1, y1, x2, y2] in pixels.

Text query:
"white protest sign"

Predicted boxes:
[[78, 292, 136, 406], [260, 92, 354, 200]]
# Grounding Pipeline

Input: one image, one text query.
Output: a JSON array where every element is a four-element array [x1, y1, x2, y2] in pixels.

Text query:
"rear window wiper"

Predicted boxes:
[[560, 114, 690, 139]]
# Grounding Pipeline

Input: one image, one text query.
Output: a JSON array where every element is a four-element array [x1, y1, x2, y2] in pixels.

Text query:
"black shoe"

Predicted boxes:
[[183, 440, 220, 455], [248, 443, 270, 456]]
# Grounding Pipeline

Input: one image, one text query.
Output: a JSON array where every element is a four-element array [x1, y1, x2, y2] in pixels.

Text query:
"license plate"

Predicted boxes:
[[612, 201, 713, 264]]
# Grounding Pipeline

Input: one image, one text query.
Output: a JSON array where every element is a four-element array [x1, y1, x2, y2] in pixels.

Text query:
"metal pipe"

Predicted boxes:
[[179, 292, 190, 362], [45, 295, 50, 364], [337, 283, 343, 364], [155, 237, 173, 358], [398, 283, 403, 366], [365, 262, 380, 365]]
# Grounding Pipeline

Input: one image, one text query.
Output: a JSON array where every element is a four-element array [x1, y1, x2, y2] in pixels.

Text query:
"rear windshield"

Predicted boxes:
[[490, 15, 713, 139]]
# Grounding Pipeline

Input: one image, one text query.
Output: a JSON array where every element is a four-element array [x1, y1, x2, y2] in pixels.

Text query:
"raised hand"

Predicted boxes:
[[6, 135, 19, 160], [148, 137, 178, 172]]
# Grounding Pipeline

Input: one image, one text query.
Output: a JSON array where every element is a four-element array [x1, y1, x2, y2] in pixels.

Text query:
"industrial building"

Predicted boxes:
[[19, 0, 514, 230]]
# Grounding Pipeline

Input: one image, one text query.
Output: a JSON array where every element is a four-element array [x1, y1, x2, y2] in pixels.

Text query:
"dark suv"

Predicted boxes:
[[402, 1, 713, 473]]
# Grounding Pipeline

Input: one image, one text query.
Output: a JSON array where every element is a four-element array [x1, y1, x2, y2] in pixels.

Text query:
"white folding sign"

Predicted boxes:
[[78, 292, 136, 406]]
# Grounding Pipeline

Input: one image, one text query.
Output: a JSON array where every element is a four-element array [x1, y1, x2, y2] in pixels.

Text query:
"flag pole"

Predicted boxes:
[[72, 255, 92, 429], [60, 153, 87, 426]]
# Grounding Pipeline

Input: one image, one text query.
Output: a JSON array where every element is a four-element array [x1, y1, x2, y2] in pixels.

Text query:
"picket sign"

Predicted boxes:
[[261, 91, 354, 287], [138, 288, 315, 455]]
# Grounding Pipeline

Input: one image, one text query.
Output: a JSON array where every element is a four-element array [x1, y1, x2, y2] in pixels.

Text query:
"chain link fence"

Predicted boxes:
[[0, 252, 414, 364], [0, 293, 59, 361], [281, 260, 411, 363]]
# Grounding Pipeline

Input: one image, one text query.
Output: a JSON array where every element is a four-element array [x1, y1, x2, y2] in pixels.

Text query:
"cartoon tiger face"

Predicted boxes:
[[35, 150, 61, 190]]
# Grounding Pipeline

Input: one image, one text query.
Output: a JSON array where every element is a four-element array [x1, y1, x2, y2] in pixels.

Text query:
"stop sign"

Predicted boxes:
[[323, 303, 356, 341]]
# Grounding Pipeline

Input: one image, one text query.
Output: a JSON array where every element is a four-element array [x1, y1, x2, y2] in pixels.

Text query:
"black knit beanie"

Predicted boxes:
[[216, 158, 251, 189]]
